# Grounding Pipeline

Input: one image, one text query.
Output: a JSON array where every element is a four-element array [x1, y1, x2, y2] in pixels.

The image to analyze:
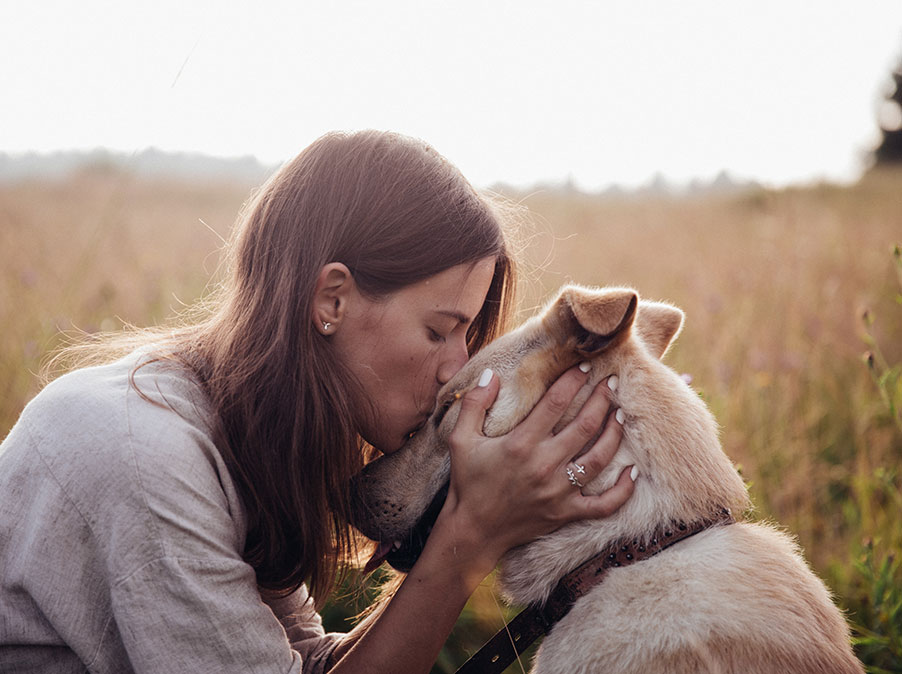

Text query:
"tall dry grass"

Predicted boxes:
[[515, 174, 902, 571], [2, 165, 900, 671], [0, 166, 246, 432]]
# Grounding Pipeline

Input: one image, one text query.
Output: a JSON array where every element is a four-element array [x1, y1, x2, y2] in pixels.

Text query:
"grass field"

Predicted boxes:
[[2, 165, 900, 671]]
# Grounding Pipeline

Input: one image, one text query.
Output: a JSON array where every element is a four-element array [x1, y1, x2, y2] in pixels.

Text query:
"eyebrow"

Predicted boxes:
[[434, 309, 471, 325]]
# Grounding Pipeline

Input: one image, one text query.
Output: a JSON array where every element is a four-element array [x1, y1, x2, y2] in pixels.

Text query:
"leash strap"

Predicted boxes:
[[454, 509, 734, 674], [453, 601, 552, 674]]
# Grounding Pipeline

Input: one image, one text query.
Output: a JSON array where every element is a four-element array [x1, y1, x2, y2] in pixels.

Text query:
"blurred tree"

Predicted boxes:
[[874, 55, 902, 164]]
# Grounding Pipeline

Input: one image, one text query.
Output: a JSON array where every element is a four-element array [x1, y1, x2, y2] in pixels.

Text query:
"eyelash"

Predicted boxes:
[[428, 328, 446, 343]]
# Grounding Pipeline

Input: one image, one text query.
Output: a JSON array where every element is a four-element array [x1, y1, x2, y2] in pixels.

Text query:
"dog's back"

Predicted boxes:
[[530, 523, 860, 673]]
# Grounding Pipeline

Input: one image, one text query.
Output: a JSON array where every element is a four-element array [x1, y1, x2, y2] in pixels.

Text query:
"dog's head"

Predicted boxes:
[[350, 285, 747, 574]]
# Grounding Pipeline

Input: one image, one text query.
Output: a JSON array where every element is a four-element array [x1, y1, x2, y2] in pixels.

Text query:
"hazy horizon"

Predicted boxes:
[[0, 145, 792, 195]]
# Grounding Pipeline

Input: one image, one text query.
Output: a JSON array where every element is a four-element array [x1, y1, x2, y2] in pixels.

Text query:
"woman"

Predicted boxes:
[[0, 130, 635, 673]]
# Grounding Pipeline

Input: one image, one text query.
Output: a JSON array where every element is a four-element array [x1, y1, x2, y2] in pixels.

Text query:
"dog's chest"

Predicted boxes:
[[528, 527, 741, 674]]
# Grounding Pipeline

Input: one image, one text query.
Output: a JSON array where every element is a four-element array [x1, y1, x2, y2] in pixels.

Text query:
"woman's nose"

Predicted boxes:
[[436, 340, 469, 385]]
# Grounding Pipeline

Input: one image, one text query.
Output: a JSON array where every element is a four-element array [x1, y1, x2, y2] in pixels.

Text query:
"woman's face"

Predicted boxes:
[[333, 257, 497, 454]]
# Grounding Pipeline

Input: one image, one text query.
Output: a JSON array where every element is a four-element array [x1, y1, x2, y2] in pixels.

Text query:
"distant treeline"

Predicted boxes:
[[0, 147, 773, 197], [0, 148, 277, 184]]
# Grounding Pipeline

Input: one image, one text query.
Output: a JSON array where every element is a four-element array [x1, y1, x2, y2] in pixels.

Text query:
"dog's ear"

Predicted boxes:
[[545, 286, 638, 358], [635, 300, 684, 359]]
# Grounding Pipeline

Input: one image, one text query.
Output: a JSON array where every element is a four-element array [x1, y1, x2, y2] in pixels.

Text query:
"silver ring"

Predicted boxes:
[[566, 463, 586, 488]]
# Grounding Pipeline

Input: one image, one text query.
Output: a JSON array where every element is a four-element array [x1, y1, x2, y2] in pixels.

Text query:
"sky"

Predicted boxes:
[[2, 1, 902, 190]]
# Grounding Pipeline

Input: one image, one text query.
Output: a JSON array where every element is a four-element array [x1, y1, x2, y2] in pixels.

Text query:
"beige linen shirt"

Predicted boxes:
[[0, 352, 342, 673]]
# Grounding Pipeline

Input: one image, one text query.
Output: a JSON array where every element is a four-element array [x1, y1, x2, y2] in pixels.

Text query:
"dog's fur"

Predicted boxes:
[[351, 285, 863, 673]]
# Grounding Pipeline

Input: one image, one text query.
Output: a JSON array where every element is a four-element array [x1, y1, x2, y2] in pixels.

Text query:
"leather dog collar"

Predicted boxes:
[[455, 508, 735, 674]]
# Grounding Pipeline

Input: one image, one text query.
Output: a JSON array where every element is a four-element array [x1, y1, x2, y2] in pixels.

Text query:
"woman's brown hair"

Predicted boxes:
[[53, 130, 518, 605]]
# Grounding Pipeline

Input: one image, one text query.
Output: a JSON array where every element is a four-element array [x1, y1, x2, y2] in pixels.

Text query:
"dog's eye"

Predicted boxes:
[[432, 393, 459, 428]]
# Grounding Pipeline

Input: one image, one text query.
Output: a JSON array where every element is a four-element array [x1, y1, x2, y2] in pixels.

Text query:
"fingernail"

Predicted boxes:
[[615, 408, 625, 424], [608, 375, 619, 391], [579, 361, 591, 373], [477, 368, 493, 387], [630, 465, 639, 481]]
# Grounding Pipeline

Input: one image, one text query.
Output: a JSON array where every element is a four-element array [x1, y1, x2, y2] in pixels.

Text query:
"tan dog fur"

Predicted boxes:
[[352, 285, 863, 673]]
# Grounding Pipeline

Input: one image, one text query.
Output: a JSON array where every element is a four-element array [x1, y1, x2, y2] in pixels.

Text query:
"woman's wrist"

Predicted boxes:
[[420, 498, 503, 590], [330, 505, 496, 673]]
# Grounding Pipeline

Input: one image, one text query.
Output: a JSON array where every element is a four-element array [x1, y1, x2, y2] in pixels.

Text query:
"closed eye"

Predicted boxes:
[[428, 328, 446, 343], [432, 393, 458, 428]]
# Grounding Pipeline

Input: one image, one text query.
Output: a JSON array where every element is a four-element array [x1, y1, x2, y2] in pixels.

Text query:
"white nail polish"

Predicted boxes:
[[579, 361, 591, 373], [615, 408, 625, 424], [630, 465, 639, 481], [608, 375, 619, 391], [477, 368, 493, 387]]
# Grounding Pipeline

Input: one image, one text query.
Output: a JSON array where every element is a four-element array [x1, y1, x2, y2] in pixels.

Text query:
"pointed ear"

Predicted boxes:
[[634, 300, 684, 359], [545, 285, 639, 358]]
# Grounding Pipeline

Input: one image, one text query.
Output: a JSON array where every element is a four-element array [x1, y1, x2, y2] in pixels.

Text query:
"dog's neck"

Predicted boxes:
[[499, 357, 750, 606], [457, 508, 735, 674]]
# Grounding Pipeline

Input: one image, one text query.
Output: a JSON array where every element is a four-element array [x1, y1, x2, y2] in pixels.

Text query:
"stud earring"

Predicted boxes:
[[322, 321, 332, 331]]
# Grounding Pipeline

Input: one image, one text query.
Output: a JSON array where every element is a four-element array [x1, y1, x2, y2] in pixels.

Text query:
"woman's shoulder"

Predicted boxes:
[[1, 349, 247, 576], [18, 349, 211, 443], [4, 349, 230, 513], [48, 348, 206, 407]]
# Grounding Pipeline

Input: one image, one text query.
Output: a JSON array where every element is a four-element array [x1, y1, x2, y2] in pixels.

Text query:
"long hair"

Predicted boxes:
[[50, 130, 518, 606]]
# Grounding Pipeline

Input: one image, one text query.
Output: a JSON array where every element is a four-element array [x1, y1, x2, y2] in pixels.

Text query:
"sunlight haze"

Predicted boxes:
[[2, 0, 902, 189]]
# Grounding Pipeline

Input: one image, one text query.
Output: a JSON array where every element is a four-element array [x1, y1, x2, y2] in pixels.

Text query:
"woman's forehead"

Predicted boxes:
[[400, 259, 496, 313]]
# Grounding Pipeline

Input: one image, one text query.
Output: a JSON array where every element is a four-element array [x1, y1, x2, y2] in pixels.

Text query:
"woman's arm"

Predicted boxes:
[[329, 364, 634, 673]]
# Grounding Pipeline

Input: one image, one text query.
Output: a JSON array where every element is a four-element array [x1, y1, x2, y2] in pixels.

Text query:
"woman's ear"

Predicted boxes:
[[312, 263, 354, 335]]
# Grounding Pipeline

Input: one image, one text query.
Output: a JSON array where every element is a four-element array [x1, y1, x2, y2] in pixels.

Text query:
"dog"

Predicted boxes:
[[351, 285, 864, 673]]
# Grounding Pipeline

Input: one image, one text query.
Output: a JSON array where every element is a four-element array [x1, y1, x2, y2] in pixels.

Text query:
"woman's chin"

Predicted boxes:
[[366, 434, 403, 456], [365, 420, 424, 455]]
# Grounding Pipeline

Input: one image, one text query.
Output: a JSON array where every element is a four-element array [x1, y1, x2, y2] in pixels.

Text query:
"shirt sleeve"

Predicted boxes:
[[264, 589, 344, 674], [112, 557, 301, 673], [20, 358, 343, 673], [111, 559, 342, 673], [104, 382, 341, 673]]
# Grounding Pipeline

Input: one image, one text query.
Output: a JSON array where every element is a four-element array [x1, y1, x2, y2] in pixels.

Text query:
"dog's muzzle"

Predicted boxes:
[[382, 481, 449, 572], [353, 481, 450, 574]]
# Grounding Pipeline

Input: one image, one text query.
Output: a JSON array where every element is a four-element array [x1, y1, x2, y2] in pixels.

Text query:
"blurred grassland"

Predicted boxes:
[[2, 165, 900, 671]]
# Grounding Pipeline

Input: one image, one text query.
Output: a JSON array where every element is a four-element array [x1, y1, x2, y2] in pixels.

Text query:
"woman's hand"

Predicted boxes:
[[437, 362, 635, 575], [330, 363, 633, 674]]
